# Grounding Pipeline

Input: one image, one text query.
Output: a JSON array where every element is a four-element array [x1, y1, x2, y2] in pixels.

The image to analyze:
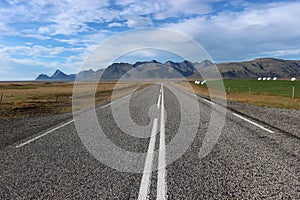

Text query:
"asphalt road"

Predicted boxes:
[[0, 83, 299, 199]]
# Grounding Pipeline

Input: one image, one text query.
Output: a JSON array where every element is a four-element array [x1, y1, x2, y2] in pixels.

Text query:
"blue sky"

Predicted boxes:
[[0, 0, 300, 80]]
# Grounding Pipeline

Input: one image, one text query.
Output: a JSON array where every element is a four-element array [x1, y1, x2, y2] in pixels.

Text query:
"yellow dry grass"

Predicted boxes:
[[0, 82, 150, 119]]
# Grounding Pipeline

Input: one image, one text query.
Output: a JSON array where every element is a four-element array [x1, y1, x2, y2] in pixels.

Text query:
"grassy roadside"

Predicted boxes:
[[0, 82, 151, 119], [175, 80, 300, 110]]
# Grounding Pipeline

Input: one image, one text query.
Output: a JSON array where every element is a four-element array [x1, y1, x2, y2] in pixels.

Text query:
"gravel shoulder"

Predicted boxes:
[[0, 113, 73, 150], [227, 100, 300, 138]]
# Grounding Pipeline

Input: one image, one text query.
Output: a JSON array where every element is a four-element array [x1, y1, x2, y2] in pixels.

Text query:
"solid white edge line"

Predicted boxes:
[[16, 92, 132, 148], [99, 101, 114, 109], [202, 98, 215, 105], [157, 84, 167, 200], [16, 119, 75, 148], [175, 85, 214, 105], [232, 113, 274, 133], [157, 94, 161, 109], [177, 84, 274, 134], [138, 118, 158, 200]]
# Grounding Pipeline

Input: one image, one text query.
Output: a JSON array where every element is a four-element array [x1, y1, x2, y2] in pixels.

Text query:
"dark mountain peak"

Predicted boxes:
[[84, 69, 94, 72], [76, 69, 95, 80], [182, 60, 192, 63], [133, 60, 162, 67], [53, 69, 64, 75], [180, 60, 194, 67], [36, 74, 51, 80], [201, 59, 214, 65], [193, 60, 214, 69], [51, 69, 67, 77], [109, 62, 132, 67], [51, 69, 74, 80], [165, 60, 175, 64]]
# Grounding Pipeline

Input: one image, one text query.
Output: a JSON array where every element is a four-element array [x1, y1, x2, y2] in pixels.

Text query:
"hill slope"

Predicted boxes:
[[217, 58, 300, 78]]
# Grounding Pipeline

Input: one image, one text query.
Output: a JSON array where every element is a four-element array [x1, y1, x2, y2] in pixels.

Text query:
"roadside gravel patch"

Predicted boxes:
[[0, 113, 72, 150], [227, 100, 300, 157], [227, 100, 300, 138]]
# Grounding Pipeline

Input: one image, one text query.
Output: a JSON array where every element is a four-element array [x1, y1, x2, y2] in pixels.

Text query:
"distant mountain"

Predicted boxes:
[[36, 70, 76, 81], [36, 74, 51, 80], [35, 58, 300, 81], [76, 69, 95, 80], [216, 58, 300, 78], [51, 70, 75, 80]]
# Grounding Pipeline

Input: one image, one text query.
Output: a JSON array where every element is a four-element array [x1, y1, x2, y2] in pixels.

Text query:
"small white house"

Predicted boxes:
[[291, 77, 296, 82], [273, 77, 277, 80], [258, 77, 262, 80]]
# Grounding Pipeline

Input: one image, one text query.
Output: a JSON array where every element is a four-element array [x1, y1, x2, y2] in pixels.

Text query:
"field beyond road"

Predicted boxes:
[[0, 82, 150, 119], [177, 79, 300, 110], [1, 79, 300, 119]]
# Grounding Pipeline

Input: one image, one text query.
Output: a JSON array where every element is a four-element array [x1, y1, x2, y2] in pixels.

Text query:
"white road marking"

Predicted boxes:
[[138, 118, 158, 200], [177, 85, 274, 134], [181, 88, 197, 98], [174, 85, 213, 106], [232, 113, 274, 133], [120, 93, 132, 99], [16, 93, 128, 148], [202, 98, 215, 105], [157, 94, 161, 109], [157, 84, 167, 200], [16, 119, 75, 148], [98, 101, 114, 109]]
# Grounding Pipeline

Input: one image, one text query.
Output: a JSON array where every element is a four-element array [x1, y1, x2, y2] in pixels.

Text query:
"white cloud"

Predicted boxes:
[[125, 16, 153, 28], [108, 22, 124, 27], [38, 26, 50, 34], [20, 33, 51, 40], [0, 0, 114, 36], [262, 49, 300, 57], [1, 53, 59, 68], [165, 1, 300, 61], [124, 49, 160, 58], [0, 0, 222, 37], [154, 0, 216, 19], [0, 45, 85, 58], [115, 0, 137, 6], [116, 0, 218, 19], [53, 31, 109, 46]]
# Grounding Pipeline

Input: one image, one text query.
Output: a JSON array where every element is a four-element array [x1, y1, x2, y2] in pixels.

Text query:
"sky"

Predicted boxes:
[[0, 0, 300, 80]]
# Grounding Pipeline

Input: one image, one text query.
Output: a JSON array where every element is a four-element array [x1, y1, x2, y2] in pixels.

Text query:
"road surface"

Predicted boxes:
[[0, 83, 299, 199]]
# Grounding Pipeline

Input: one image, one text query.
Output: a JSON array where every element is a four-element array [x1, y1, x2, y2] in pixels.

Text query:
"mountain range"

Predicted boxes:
[[36, 58, 300, 81], [36, 70, 76, 81]]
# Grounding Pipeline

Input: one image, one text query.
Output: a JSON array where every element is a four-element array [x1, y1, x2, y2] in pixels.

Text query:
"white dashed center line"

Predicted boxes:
[[138, 118, 158, 200], [138, 84, 167, 200]]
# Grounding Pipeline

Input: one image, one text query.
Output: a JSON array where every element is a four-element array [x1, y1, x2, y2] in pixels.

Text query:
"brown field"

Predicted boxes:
[[0, 81, 150, 119], [175, 81, 300, 110]]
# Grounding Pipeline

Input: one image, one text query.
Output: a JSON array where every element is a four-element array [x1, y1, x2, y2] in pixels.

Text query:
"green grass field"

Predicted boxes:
[[203, 79, 300, 98], [181, 79, 300, 110]]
